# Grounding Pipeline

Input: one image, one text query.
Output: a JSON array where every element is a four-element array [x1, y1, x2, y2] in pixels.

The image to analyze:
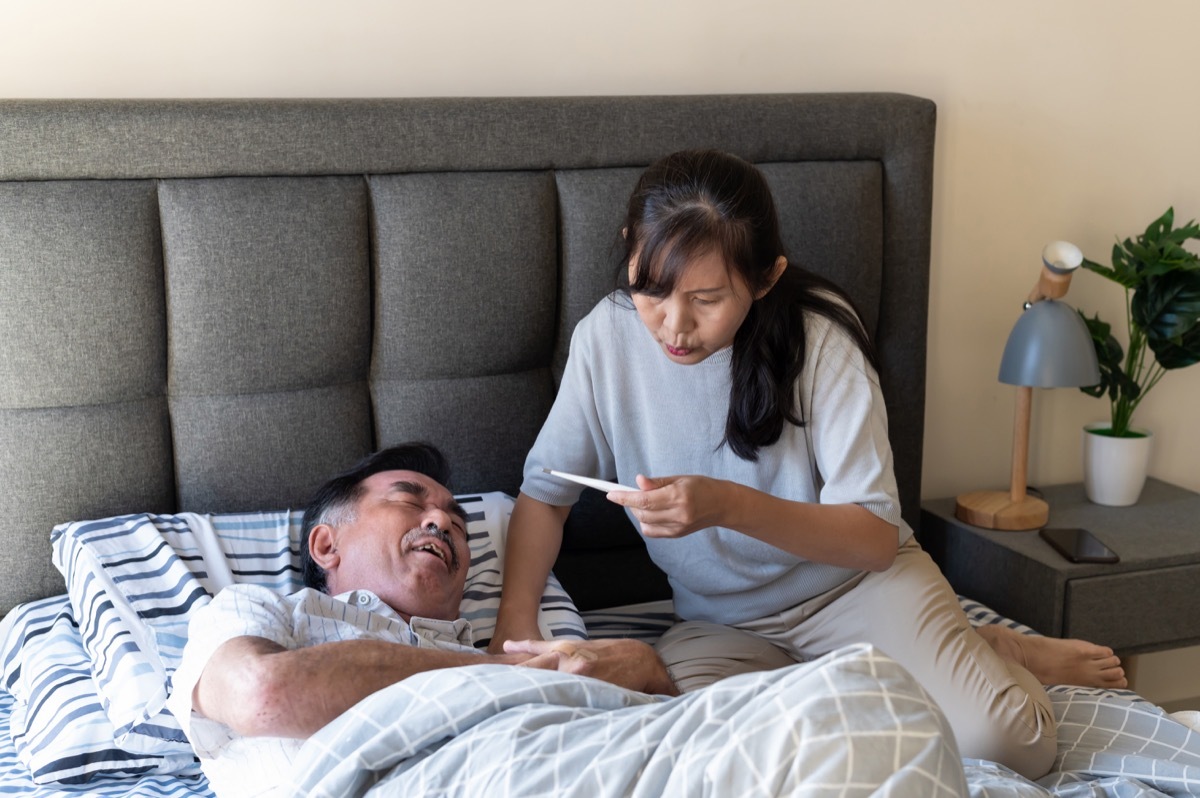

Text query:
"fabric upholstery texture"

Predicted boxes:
[[0, 95, 936, 614], [369, 171, 560, 493], [160, 177, 374, 511]]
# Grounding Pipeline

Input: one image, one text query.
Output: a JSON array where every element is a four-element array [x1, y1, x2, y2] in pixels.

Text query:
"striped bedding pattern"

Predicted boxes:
[[0, 596, 199, 785], [0, 688, 212, 798], [0, 491, 583, 788], [50, 511, 301, 753]]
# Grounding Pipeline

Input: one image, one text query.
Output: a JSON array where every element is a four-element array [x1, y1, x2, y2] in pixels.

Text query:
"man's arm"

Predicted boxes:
[[194, 636, 532, 738], [194, 634, 677, 739]]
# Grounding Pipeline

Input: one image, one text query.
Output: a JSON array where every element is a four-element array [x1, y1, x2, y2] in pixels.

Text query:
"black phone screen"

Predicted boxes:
[[1039, 527, 1119, 564]]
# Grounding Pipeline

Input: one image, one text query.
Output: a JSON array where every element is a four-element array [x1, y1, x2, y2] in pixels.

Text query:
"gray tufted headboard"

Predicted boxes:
[[0, 94, 936, 615]]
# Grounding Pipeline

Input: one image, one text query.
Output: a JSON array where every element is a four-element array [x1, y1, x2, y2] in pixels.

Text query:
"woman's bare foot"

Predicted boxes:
[[976, 624, 1128, 689]]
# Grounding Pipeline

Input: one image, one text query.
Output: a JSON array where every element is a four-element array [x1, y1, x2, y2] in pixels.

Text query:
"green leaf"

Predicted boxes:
[[1077, 207, 1200, 421], [1145, 207, 1175, 242], [1081, 256, 1120, 283], [1077, 311, 1127, 398], [1127, 240, 1155, 264], [1112, 241, 1142, 286], [1079, 311, 1110, 340], [1165, 219, 1200, 247], [1114, 369, 1141, 400], [1142, 241, 1200, 278], [1132, 270, 1200, 368], [1151, 323, 1200, 369]]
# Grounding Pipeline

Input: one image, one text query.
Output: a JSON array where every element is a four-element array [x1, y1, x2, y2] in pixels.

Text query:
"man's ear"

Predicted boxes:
[[308, 524, 340, 571], [755, 256, 788, 300]]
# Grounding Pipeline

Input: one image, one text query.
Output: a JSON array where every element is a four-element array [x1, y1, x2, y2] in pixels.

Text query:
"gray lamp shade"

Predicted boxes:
[[998, 299, 1101, 387]]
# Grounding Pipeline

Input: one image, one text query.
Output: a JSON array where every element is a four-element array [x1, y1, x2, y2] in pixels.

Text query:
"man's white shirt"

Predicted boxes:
[[166, 584, 479, 798]]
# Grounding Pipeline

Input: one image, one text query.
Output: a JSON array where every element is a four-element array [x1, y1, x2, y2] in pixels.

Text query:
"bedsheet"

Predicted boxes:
[[3, 603, 1200, 797], [964, 686, 1200, 796], [0, 690, 211, 798]]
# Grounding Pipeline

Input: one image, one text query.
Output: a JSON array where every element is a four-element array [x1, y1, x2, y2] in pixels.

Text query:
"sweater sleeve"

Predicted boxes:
[[803, 315, 909, 540], [519, 302, 619, 506]]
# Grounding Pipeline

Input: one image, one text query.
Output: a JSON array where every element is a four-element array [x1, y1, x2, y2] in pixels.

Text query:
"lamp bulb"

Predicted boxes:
[[1042, 241, 1083, 274]]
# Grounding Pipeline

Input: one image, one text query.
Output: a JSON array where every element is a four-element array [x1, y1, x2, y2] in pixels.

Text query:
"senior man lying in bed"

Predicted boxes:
[[167, 443, 677, 797], [168, 442, 967, 798]]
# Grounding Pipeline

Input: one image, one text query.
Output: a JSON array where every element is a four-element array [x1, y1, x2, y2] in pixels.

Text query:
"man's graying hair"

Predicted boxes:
[[300, 442, 453, 593]]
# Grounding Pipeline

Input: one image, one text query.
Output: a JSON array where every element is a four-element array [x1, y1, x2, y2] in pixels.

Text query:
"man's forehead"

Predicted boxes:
[[361, 468, 431, 488], [363, 470, 465, 518]]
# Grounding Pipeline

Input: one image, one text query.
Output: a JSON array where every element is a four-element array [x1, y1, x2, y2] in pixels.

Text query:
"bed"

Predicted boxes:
[[2, 95, 1199, 797]]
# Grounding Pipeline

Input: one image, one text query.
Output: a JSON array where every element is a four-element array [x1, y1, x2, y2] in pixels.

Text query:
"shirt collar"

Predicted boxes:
[[335, 589, 475, 648]]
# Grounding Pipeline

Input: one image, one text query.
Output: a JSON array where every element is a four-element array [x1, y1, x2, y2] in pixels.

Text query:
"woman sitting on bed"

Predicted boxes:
[[492, 148, 1126, 781]]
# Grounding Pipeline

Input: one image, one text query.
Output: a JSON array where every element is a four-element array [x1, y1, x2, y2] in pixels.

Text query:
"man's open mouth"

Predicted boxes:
[[414, 541, 448, 565], [405, 527, 461, 572]]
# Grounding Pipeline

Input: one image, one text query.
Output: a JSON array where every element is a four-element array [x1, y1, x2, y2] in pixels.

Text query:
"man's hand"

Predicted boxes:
[[504, 638, 679, 696]]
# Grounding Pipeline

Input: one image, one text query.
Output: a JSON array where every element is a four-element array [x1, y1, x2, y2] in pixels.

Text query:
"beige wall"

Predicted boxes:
[[4, 0, 1198, 699]]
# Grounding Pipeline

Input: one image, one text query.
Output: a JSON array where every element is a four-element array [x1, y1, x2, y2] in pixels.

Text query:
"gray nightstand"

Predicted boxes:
[[920, 478, 1200, 656]]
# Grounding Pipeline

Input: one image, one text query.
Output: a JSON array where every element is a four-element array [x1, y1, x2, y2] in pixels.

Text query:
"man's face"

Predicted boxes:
[[315, 469, 470, 621]]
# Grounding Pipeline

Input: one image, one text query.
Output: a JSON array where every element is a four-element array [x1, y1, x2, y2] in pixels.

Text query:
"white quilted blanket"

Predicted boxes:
[[285, 643, 967, 797]]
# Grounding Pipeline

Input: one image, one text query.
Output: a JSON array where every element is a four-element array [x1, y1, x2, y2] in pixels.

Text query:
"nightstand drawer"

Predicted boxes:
[[1066, 564, 1200, 651], [922, 480, 1200, 656]]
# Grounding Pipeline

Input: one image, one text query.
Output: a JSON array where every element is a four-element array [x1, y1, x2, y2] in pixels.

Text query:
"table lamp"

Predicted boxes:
[[955, 241, 1101, 530]]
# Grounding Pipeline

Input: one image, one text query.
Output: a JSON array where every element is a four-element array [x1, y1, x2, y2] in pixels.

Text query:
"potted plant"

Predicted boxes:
[[1077, 207, 1200, 505]]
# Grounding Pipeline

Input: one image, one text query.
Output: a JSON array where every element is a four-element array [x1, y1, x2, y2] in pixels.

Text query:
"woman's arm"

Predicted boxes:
[[488, 492, 572, 653], [612, 475, 898, 572]]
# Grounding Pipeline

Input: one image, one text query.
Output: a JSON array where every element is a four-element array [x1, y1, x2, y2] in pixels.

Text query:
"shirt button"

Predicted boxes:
[[357, 593, 371, 606]]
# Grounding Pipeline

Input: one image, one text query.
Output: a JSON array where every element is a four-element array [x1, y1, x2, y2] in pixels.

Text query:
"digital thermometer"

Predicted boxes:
[[542, 468, 637, 492]]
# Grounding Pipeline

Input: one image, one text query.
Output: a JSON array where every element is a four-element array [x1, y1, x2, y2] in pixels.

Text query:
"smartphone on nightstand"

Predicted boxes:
[[1039, 527, 1120, 564]]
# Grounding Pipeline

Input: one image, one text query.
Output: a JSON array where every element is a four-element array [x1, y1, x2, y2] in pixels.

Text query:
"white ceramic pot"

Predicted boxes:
[[1082, 422, 1153, 506]]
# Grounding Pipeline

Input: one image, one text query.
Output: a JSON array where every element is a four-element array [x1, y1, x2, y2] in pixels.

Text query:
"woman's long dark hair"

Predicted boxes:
[[621, 149, 880, 461]]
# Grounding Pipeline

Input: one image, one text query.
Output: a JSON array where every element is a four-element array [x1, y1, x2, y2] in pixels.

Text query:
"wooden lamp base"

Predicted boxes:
[[954, 490, 1048, 530], [955, 385, 1048, 531]]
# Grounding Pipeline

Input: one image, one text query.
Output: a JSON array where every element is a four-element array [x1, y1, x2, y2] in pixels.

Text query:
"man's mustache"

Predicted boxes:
[[403, 524, 462, 572]]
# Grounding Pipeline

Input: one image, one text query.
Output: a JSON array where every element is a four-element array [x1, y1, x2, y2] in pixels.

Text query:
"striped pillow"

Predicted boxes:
[[0, 596, 200, 783], [50, 511, 295, 749], [456, 492, 586, 649], [48, 491, 582, 751], [0, 595, 62, 696]]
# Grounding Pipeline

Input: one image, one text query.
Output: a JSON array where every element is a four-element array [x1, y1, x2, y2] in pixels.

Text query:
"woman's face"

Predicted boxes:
[[628, 247, 758, 365]]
